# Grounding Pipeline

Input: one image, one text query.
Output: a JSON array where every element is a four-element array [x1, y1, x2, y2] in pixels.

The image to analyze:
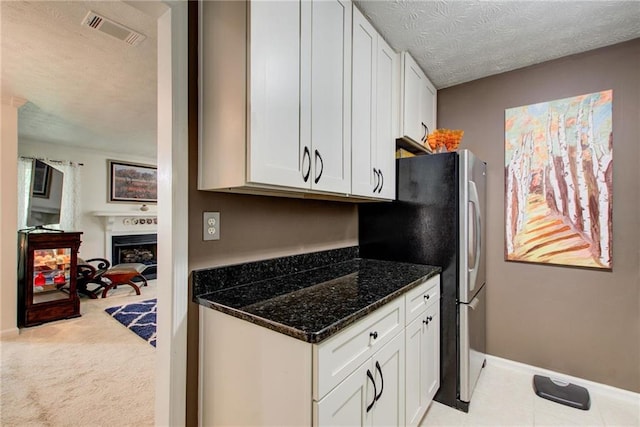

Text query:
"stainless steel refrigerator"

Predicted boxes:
[[359, 149, 487, 412]]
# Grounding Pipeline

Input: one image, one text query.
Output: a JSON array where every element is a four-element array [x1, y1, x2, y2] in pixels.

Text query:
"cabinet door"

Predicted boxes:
[[375, 36, 397, 200], [401, 52, 436, 146], [424, 302, 440, 403], [351, 7, 396, 200], [248, 0, 307, 189], [315, 360, 373, 427], [315, 332, 405, 427], [351, 6, 377, 197], [405, 304, 440, 427], [420, 75, 437, 140], [304, 0, 352, 194], [405, 314, 426, 427], [401, 52, 424, 145], [371, 332, 405, 427]]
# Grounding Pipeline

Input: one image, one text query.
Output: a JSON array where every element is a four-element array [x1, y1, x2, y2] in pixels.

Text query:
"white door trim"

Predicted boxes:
[[156, 2, 189, 426], [0, 97, 26, 339]]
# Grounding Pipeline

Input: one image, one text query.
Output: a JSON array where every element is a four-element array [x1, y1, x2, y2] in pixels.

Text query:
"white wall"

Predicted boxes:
[[19, 138, 157, 260]]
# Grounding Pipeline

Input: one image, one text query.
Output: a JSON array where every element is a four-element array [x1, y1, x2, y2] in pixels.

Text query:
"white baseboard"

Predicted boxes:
[[0, 327, 19, 339], [485, 354, 640, 405]]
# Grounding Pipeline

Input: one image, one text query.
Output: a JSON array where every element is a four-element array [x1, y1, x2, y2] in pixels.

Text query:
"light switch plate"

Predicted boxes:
[[203, 212, 220, 241]]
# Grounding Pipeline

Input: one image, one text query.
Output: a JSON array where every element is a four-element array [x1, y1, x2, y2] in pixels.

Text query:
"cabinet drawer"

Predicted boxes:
[[313, 297, 404, 400], [405, 275, 440, 325]]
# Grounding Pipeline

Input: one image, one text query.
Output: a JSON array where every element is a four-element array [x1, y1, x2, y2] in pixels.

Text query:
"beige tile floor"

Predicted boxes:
[[421, 359, 640, 426]]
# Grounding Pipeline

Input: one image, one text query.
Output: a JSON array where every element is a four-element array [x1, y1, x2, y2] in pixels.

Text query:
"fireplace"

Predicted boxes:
[[111, 233, 157, 280]]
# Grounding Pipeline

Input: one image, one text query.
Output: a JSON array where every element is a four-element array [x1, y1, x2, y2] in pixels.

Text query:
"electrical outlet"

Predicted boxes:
[[203, 212, 220, 241]]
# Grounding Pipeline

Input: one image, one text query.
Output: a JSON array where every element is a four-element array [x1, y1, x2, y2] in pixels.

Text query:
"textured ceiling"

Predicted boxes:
[[355, 0, 640, 89], [2, 1, 639, 157], [1, 1, 163, 157]]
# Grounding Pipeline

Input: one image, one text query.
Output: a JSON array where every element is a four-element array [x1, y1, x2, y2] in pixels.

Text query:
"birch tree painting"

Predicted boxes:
[[504, 90, 613, 269]]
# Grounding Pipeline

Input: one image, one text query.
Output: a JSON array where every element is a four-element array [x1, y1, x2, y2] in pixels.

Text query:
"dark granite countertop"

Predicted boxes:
[[195, 258, 440, 344]]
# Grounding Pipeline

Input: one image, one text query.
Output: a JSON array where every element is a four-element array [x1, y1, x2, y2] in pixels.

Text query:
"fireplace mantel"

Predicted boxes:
[[93, 211, 157, 230], [93, 211, 158, 218], [93, 211, 158, 260], [93, 211, 157, 217]]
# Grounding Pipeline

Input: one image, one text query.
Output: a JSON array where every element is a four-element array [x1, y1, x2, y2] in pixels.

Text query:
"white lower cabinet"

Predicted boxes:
[[198, 274, 440, 427], [404, 275, 441, 427], [315, 332, 405, 426], [405, 301, 440, 427]]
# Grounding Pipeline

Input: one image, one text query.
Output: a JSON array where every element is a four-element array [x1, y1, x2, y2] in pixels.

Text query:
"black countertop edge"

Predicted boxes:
[[195, 260, 441, 344], [192, 246, 359, 297], [195, 297, 313, 341]]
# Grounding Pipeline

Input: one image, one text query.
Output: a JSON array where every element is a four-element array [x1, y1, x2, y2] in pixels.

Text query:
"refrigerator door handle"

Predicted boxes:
[[468, 181, 482, 289]]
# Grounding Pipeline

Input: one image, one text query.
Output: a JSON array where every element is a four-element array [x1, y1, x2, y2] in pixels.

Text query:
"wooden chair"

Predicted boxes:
[[76, 258, 111, 299], [77, 259, 149, 298]]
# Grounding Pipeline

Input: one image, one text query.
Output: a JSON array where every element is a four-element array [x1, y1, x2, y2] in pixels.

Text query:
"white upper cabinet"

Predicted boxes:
[[303, 0, 352, 194], [248, 1, 305, 188], [400, 52, 437, 146], [199, 0, 352, 198], [351, 7, 398, 200], [375, 37, 397, 200], [351, 8, 377, 197]]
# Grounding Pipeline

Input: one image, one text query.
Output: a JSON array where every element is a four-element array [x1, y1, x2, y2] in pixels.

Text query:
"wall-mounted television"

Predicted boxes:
[[26, 159, 64, 228]]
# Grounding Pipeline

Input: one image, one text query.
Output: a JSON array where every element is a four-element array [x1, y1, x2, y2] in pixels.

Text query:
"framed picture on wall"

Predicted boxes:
[[32, 161, 51, 198], [108, 160, 157, 203], [504, 90, 613, 270]]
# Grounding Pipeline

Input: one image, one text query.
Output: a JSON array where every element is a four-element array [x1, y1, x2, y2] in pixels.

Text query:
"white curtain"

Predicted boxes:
[[17, 158, 82, 231], [54, 162, 82, 231], [17, 157, 33, 230]]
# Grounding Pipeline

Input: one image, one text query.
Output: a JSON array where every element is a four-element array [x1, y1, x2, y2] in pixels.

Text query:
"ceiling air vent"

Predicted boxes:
[[81, 11, 146, 47]]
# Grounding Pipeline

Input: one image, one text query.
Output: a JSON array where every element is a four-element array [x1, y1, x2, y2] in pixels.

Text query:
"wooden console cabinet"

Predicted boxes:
[[18, 231, 82, 327]]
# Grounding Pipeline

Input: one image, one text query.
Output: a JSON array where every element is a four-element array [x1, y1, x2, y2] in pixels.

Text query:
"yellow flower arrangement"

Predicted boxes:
[[426, 128, 464, 152]]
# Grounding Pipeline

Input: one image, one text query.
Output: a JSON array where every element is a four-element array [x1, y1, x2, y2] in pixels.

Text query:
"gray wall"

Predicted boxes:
[[188, 193, 357, 271], [438, 39, 640, 392]]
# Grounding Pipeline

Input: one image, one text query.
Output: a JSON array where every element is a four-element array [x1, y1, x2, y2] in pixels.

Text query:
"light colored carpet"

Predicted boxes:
[[1, 280, 157, 426]]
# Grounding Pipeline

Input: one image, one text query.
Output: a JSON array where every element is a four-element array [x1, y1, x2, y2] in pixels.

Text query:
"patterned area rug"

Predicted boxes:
[[105, 298, 157, 347]]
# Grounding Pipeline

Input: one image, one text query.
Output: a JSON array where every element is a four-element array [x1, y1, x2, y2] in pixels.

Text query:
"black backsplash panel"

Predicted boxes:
[[191, 246, 359, 298]]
